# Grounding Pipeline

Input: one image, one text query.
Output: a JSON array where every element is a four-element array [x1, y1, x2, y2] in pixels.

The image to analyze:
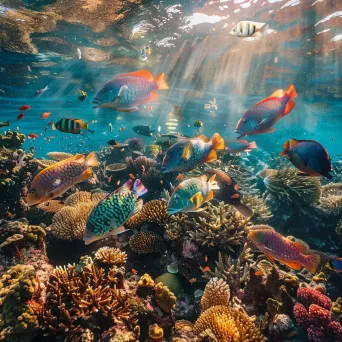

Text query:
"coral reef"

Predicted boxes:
[[124, 138, 144, 153], [129, 230, 165, 254], [94, 247, 127, 267], [0, 131, 26, 149], [149, 323, 164, 341], [46, 151, 73, 161], [241, 194, 273, 224], [201, 277, 230, 311], [36, 200, 64, 213], [155, 282, 177, 313]]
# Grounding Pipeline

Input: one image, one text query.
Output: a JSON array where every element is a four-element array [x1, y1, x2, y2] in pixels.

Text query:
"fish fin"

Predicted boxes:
[[182, 141, 193, 160], [285, 83, 297, 100], [283, 100, 296, 117], [210, 133, 225, 150], [85, 151, 99, 167], [250, 21, 267, 30], [196, 134, 209, 143], [155, 72, 169, 90], [143, 90, 159, 104], [189, 207, 206, 212], [133, 179, 148, 197], [81, 121, 89, 130], [280, 140, 290, 157], [281, 260, 302, 271], [257, 23, 269, 33], [206, 149, 217, 163], [233, 203, 254, 218], [80, 168, 93, 181], [122, 70, 154, 81], [206, 190, 214, 202], [270, 89, 285, 98], [118, 107, 139, 112], [132, 198, 144, 216], [190, 192, 203, 208], [113, 226, 129, 236], [252, 31, 262, 37], [263, 251, 275, 263], [303, 253, 321, 274], [262, 127, 276, 134], [291, 239, 310, 254], [208, 174, 220, 190], [248, 141, 257, 149], [297, 172, 310, 177], [117, 85, 129, 99], [290, 138, 299, 148]]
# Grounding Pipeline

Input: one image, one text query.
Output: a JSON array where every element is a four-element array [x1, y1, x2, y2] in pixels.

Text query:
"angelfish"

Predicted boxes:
[[83, 179, 147, 245], [92, 70, 169, 112]]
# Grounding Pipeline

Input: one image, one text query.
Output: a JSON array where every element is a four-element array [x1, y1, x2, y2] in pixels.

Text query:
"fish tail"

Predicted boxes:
[[81, 121, 89, 130], [84, 151, 99, 167], [210, 133, 225, 150], [285, 84, 297, 100], [248, 141, 257, 149], [133, 179, 148, 197], [234, 203, 254, 218], [303, 253, 321, 274], [282, 84, 297, 117], [280, 140, 290, 157], [155, 72, 169, 90], [6, 120, 9, 126], [258, 23, 269, 33], [208, 174, 220, 190]]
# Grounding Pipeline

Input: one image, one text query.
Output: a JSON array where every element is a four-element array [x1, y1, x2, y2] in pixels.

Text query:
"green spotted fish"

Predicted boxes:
[[83, 179, 147, 245]]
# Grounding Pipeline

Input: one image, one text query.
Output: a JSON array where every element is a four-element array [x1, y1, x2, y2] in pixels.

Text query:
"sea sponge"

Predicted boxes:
[[94, 247, 127, 267], [129, 230, 165, 254], [0, 234, 24, 249], [201, 278, 230, 312], [37, 200, 64, 213], [309, 304, 331, 327], [297, 287, 332, 310], [261, 168, 321, 205], [138, 274, 155, 290], [149, 323, 164, 340], [47, 152, 73, 161], [26, 225, 46, 245], [155, 282, 176, 313], [293, 303, 310, 329], [193, 305, 266, 342]]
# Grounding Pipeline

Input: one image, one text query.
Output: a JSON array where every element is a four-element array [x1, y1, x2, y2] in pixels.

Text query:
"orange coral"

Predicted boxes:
[[201, 278, 230, 312]]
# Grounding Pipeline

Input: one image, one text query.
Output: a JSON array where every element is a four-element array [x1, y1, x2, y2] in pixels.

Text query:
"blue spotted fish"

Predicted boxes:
[[83, 179, 147, 245]]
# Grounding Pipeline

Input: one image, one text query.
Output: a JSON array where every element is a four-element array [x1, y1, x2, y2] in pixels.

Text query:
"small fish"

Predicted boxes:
[[117, 180, 121, 186], [129, 173, 136, 179], [44, 127, 48, 132], [193, 120, 203, 128], [225, 139, 257, 154], [41, 112, 51, 119], [35, 85, 49, 98], [107, 139, 118, 146], [230, 21, 269, 37], [27, 66, 32, 72], [133, 125, 154, 137], [107, 175, 112, 183], [109, 123, 112, 132], [248, 225, 321, 274], [92, 70, 169, 112], [167, 175, 219, 215], [84, 179, 147, 245], [235, 84, 297, 138], [19, 105, 30, 111], [202, 266, 210, 272], [0, 121, 10, 128], [17, 113, 24, 120], [55, 118, 94, 134], [27, 152, 99, 206], [132, 269, 138, 275], [280, 138, 333, 179], [77, 48, 82, 59], [332, 137, 334, 143], [162, 133, 224, 173], [28, 133, 38, 139], [76, 89, 87, 101], [51, 124, 56, 131], [326, 257, 342, 273], [204, 255, 208, 262], [48, 120, 54, 126], [158, 125, 161, 133], [204, 98, 217, 111], [119, 126, 125, 132], [204, 168, 254, 218], [189, 278, 197, 283]]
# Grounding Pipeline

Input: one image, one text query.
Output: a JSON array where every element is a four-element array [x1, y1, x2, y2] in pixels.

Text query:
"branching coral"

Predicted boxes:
[[201, 278, 230, 311], [260, 168, 321, 206], [0, 131, 26, 149], [193, 305, 266, 342], [94, 247, 127, 267], [129, 230, 165, 254]]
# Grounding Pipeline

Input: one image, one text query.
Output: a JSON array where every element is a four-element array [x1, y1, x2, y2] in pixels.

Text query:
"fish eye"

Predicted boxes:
[[102, 88, 107, 93], [174, 194, 180, 201], [29, 189, 36, 194], [243, 120, 248, 124]]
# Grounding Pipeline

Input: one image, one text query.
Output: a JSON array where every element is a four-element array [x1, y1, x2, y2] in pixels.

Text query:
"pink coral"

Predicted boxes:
[[293, 303, 310, 329], [307, 327, 326, 342], [328, 321, 342, 342], [309, 304, 331, 327], [297, 287, 332, 310]]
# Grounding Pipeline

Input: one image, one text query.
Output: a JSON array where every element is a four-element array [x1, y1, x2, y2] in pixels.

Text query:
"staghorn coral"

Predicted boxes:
[[43, 253, 137, 337], [155, 282, 177, 313], [129, 230, 165, 254], [261, 168, 321, 206], [241, 194, 272, 224], [167, 202, 250, 251], [201, 278, 230, 312], [46, 152, 73, 161], [193, 305, 266, 342], [94, 247, 127, 267], [37, 199, 64, 213]]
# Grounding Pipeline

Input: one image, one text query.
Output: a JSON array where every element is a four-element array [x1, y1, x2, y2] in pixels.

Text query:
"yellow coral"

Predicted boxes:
[[138, 274, 155, 290], [332, 297, 342, 314], [149, 323, 164, 339], [201, 278, 230, 312], [94, 247, 127, 266], [0, 234, 24, 249], [193, 305, 266, 342], [313, 272, 326, 283], [155, 282, 176, 313], [26, 225, 46, 245]]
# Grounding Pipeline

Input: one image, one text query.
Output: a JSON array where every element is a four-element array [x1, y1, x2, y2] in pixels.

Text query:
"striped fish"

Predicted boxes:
[[83, 179, 147, 245], [229, 21, 269, 38], [55, 118, 94, 134]]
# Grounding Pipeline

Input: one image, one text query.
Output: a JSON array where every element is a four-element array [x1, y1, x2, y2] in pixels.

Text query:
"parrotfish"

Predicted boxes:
[[55, 118, 94, 134], [167, 175, 219, 215], [162, 133, 224, 173], [92, 70, 169, 112], [83, 179, 147, 245], [225, 139, 257, 154], [27, 152, 99, 206], [229, 21, 269, 38], [204, 168, 254, 218], [248, 225, 321, 274], [280, 138, 333, 179], [235, 84, 297, 138]]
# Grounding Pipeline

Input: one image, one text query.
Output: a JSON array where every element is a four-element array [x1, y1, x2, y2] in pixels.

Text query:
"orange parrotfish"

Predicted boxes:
[[27, 152, 99, 206], [92, 70, 169, 112], [235, 84, 297, 138], [248, 225, 320, 274]]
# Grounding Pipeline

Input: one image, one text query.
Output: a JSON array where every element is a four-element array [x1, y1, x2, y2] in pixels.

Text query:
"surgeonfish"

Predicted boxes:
[[280, 138, 333, 179], [204, 168, 254, 218], [27, 152, 99, 206], [229, 21, 269, 38], [225, 139, 257, 154], [83, 179, 147, 245], [167, 175, 219, 215], [92, 70, 169, 112], [55, 118, 94, 134], [235, 84, 297, 138], [161, 133, 225, 173], [248, 225, 321, 274]]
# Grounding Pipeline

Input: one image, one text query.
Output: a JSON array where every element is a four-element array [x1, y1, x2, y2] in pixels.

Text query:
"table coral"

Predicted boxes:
[[201, 277, 230, 312], [129, 230, 165, 254]]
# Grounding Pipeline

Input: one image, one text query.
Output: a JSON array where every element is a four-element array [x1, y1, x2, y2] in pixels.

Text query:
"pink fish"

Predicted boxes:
[[225, 139, 257, 153], [235, 84, 297, 138]]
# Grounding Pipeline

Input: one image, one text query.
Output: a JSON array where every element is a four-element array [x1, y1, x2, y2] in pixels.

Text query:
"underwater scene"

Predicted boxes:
[[0, 0, 342, 341]]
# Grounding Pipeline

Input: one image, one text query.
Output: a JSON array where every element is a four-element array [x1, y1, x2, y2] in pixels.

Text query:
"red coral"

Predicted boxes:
[[293, 303, 310, 329], [297, 287, 332, 310], [328, 321, 342, 342], [309, 304, 331, 327], [307, 327, 326, 342]]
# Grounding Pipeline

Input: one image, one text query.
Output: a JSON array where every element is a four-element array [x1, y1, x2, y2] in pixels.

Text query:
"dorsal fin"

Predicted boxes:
[[290, 138, 299, 148], [121, 70, 154, 81], [255, 89, 285, 105], [195, 134, 209, 143], [290, 238, 310, 254]]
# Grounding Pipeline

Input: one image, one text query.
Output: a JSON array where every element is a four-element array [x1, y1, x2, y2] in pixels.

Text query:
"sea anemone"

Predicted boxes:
[[124, 137, 144, 152]]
